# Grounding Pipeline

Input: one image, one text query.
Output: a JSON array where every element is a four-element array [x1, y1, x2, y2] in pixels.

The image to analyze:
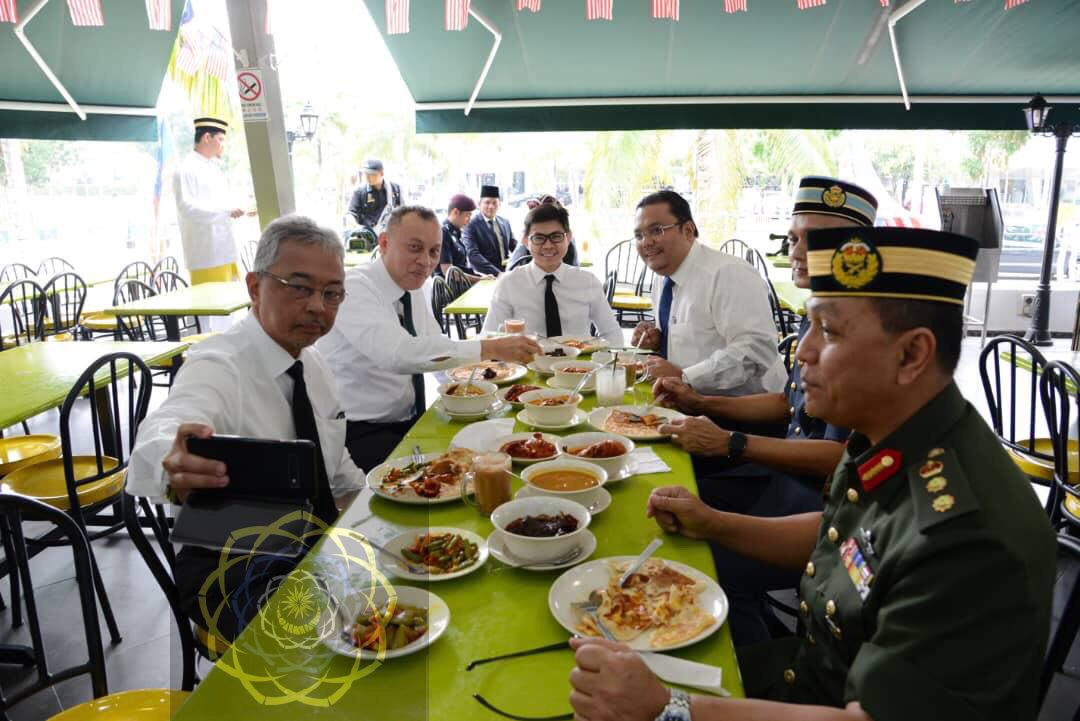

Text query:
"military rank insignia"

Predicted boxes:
[[831, 237, 881, 290], [840, 537, 874, 600], [822, 185, 847, 208]]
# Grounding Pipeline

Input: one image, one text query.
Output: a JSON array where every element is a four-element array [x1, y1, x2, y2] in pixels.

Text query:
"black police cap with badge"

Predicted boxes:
[[194, 117, 228, 133], [794, 176, 878, 227]]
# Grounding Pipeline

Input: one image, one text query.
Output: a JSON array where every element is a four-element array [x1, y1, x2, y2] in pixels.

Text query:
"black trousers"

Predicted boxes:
[[345, 419, 416, 473]]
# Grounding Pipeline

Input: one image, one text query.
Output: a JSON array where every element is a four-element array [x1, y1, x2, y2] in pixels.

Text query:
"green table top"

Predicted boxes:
[[0, 340, 189, 428], [103, 282, 250, 317], [173, 371, 743, 719], [768, 256, 792, 269], [445, 278, 496, 315], [345, 251, 372, 267], [774, 280, 809, 315]]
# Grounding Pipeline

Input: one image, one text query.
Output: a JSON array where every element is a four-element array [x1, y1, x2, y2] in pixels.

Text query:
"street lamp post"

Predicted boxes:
[[286, 103, 320, 157], [1022, 95, 1080, 347]]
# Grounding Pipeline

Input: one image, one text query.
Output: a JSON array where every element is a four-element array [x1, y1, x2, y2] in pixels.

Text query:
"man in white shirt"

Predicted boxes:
[[482, 201, 622, 345], [630, 190, 785, 396], [318, 205, 541, 471], [128, 215, 362, 640]]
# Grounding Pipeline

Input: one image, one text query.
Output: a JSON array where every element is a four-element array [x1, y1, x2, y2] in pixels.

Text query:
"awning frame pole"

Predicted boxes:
[[14, 0, 87, 121], [0, 100, 156, 115], [464, 6, 501, 117], [887, 0, 927, 111]]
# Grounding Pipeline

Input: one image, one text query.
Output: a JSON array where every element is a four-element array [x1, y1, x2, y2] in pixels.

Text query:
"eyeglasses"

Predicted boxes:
[[259, 271, 347, 306], [633, 221, 683, 244], [527, 232, 568, 246]]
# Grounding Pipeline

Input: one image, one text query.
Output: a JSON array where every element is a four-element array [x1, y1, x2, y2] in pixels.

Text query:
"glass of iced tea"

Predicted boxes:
[[463, 452, 512, 515], [503, 319, 526, 334]]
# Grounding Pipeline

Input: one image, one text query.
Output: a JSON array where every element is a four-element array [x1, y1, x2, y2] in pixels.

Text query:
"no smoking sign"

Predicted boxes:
[[237, 67, 268, 122]]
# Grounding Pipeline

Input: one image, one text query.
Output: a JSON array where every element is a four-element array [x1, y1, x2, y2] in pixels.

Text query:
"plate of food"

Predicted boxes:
[[378, 527, 488, 581], [548, 557, 727, 652], [448, 361, 527, 385], [549, 335, 609, 354], [492, 432, 561, 464], [367, 449, 476, 504], [325, 585, 451, 660], [497, 383, 544, 407], [587, 405, 684, 440]]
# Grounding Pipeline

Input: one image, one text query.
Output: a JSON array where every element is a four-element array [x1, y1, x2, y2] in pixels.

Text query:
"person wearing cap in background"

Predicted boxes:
[[506, 194, 580, 269], [652, 177, 878, 647], [568, 226, 1055, 721], [174, 117, 251, 287], [347, 159, 402, 231], [438, 193, 489, 282], [463, 185, 516, 276]]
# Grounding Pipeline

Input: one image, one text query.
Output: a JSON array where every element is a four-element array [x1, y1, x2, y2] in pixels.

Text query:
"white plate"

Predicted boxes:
[[434, 398, 509, 421], [378, 526, 488, 581], [516, 408, 588, 431], [545, 376, 595, 393], [548, 335, 609, 354], [516, 485, 612, 514], [587, 405, 686, 441], [526, 361, 554, 377], [490, 432, 562, 464], [367, 453, 467, 505], [496, 383, 544, 407], [323, 585, 451, 660], [487, 528, 597, 571], [448, 362, 527, 385], [548, 556, 728, 652]]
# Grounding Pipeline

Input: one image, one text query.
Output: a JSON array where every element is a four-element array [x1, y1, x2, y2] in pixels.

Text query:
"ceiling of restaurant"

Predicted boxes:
[[364, 0, 1080, 133], [0, 0, 182, 141]]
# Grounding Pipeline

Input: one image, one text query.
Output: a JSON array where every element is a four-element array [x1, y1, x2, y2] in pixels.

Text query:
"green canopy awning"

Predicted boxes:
[[0, 0, 182, 141], [364, 0, 1080, 133]]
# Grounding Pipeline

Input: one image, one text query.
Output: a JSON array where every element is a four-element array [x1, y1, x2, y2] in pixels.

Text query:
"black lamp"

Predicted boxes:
[[286, 102, 320, 156]]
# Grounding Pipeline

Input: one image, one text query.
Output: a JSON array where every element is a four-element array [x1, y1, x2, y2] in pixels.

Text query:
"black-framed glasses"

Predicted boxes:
[[527, 231, 568, 246], [259, 271, 347, 306], [467, 640, 574, 720], [633, 221, 683, 244]]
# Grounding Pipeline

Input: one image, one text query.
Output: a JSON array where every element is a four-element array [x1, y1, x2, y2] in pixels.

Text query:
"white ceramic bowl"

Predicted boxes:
[[437, 379, 498, 414], [557, 432, 635, 477], [520, 457, 608, 499], [533, 342, 582, 373], [491, 432, 562, 464], [552, 360, 600, 388], [519, 388, 583, 426], [490, 495, 591, 563]]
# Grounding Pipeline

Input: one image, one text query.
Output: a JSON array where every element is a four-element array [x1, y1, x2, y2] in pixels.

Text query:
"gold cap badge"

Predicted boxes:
[[830, 237, 881, 290], [822, 185, 847, 208]]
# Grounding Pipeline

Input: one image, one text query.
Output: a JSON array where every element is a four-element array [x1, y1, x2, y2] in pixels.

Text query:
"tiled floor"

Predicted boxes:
[[1, 335, 1078, 718]]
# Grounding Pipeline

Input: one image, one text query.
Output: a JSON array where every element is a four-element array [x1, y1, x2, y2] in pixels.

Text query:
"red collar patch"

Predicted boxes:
[[858, 449, 902, 492]]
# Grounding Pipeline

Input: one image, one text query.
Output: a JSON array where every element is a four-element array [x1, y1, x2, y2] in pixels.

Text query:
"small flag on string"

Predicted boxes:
[[445, 0, 469, 30], [67, 0, 105, 26], [146, 0, 171, 30], [516, 0, 541, 11], [652, 0, 678, 20], [203, 30, 232, 80], [387, 0, 409, 34], [797, 0, 826, 8], [724, 0, 747, 12], [1004, 0, 1029, 8], [586, 0, 613, 20], [879, 0, 889, 6], [0, 0, 18, 22]]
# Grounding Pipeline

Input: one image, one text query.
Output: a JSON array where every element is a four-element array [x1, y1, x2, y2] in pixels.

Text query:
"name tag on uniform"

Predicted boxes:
[[840, 537, 874, 601]]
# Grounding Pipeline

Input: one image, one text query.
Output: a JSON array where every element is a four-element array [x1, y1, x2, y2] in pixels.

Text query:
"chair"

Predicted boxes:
[[602, 270, 617, 306], [1, 352, 153, 646], [444, 266, 471, 299], [1040, 361, 1080, 529], [507, 255, 532, 271], [979, 335, 1054, 487], [35, 256, 74, 279], [443, 266, 483, 337], [240, 240, 258, 273], [721, 240, 791, 337], [41, 272, 87, 340], [114, 279, 166, 342], [151, 255, 180, 283], [0, 279, 47, 350], [114, 261, 154, 290], [0, 263, 37, 284], [605, 239, 653, 327], [431, 275, 461, 339], [777, 332, 799, 376], [153, 272, 203, 337], [1038, 533, 1080, 714]]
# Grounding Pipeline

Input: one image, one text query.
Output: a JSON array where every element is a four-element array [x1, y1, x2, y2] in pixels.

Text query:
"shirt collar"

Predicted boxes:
[[527, 259, 566, 285], [369, 257, 408, 305], [667, 241, 702, 286], [240, 313, 301, 380]]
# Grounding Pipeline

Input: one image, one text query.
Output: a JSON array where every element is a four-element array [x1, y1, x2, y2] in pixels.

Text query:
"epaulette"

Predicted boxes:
[[907, 446, 979, 533]]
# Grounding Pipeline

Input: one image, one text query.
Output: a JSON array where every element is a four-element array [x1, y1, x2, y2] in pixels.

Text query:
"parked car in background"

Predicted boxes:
[[999, 204, 1050, 277]]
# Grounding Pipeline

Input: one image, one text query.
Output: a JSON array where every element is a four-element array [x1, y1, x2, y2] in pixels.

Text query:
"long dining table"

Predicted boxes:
[[103, 281, 251, 341], [170, 364, 744, 719]]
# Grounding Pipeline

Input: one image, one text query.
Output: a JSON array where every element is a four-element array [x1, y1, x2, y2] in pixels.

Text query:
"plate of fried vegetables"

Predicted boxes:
[[378, 527, 488, 581], [325, 585, 451, 660]]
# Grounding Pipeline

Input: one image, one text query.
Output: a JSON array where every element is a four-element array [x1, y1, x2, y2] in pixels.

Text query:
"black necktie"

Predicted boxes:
[[285, 361, 337, 525], [544, 274, 562, 338], [399, 292, 426, 418]]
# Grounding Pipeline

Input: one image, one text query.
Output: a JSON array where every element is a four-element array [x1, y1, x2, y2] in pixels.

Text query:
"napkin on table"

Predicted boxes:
[[639, 652, 729, 696], [630, 447, 672, 475]]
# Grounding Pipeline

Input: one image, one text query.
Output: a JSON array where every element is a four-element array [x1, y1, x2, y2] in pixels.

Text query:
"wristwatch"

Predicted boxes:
[[654, 688, 692, 721], [727, 431, 747, 461]]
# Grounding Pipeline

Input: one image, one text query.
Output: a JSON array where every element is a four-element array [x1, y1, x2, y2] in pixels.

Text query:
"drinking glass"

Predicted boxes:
[[595, 365, 628, 406], [463, 452, 512, 515]]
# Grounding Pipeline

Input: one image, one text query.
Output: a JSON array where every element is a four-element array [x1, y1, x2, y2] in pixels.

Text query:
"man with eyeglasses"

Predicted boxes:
[[318, 206, 542, 471], [128, 215, 364, 640], [482, 202, 622, 345], [505, 194, 580, 270], [629, 190, 785, 397]]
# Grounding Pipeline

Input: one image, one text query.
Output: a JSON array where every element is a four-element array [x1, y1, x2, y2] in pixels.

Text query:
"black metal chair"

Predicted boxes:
[[777, 332, 799, 376], [979, 335, 1054, 488], [1040, 360, 1080, 529], [114, 279, 166, 342], [151, 255, 181, 283], [0, 263, 37, 284], [35, 257, 74, 280], [153, 271, 202, 336], [605, 239, 652, 327], [604, 239, 645, 295], [40, 272, 87, 340], [507, 255, 532, 271], [444, 266, 483, 337], [114, 260, 155, 291], [240, 240, 258, 272], [0, 279, 47, 351], [432, 275, 462, 339], [1038, 533, 1080, 715]]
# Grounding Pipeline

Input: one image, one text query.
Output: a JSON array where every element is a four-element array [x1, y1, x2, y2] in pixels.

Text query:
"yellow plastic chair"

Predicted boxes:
[[0, 435, 61, 477], [48, 689, 190, 721]]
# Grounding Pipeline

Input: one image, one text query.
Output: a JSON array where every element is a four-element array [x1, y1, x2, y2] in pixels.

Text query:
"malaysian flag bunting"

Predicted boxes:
[[724, 0, 746, 12], [879, 0, 889, 6], [586, 0, 613, 20], [67, 0, 104, 26], [796, 0, 826, 8], [203, 30, 232, 80], [652, 0, 678, 20], [146, 0, 171, 30], [387, 0, 409, 34], [516, 0, 541, 11], [445, 0, 469, 30], [0, 0, 17, 23], [1004, 0, 1029, 8]]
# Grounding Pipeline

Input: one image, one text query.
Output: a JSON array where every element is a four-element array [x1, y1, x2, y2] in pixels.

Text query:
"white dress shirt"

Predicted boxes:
[[173, 151, 238, 271], [316, 258, 482, 423], [127, 313, 364, 503], [654, 242, 786, 396], [482, 261, 623, 346]]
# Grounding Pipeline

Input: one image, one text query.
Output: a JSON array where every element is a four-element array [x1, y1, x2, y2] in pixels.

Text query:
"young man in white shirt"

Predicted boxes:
[[318, 206, 541, 471], [127, 215, 362, 640], [630, 190, 785, 396], [482, 202, 622, 345]]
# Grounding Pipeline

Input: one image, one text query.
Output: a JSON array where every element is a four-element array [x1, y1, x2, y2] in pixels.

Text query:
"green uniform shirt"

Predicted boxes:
[[743, 382, 1056, 720]]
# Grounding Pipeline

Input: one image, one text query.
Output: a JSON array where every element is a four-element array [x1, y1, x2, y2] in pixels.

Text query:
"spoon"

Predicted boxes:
[[618, 538, 663, 587]]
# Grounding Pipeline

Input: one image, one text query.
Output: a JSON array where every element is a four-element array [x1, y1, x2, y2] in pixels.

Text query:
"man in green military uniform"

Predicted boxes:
[[567, 226, 1056, 721]]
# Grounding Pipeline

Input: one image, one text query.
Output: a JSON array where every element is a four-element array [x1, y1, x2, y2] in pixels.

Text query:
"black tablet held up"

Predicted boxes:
[[185, 434, 317, 501]]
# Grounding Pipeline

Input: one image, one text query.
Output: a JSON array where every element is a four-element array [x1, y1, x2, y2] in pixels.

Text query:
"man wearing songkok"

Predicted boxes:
[[654, 177, 878, 645], [630, 190, 785, 396], [482, 201, 622, 345], [318, 206, 540, 471], [438, 193, 488, 282], [463, 185, 516, 276], [569, 226, 1055, 721]]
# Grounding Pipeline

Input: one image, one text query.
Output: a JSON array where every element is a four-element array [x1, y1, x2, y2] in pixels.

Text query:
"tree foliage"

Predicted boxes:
[[962, 131, 1027, 185], [20, 141, 80, 189]]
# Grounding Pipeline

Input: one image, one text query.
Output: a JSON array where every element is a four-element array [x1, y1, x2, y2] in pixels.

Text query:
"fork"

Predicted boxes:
[[412, 444, 424, 467], [363, 538, 430, 575], [571, 590, 618, 641]]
